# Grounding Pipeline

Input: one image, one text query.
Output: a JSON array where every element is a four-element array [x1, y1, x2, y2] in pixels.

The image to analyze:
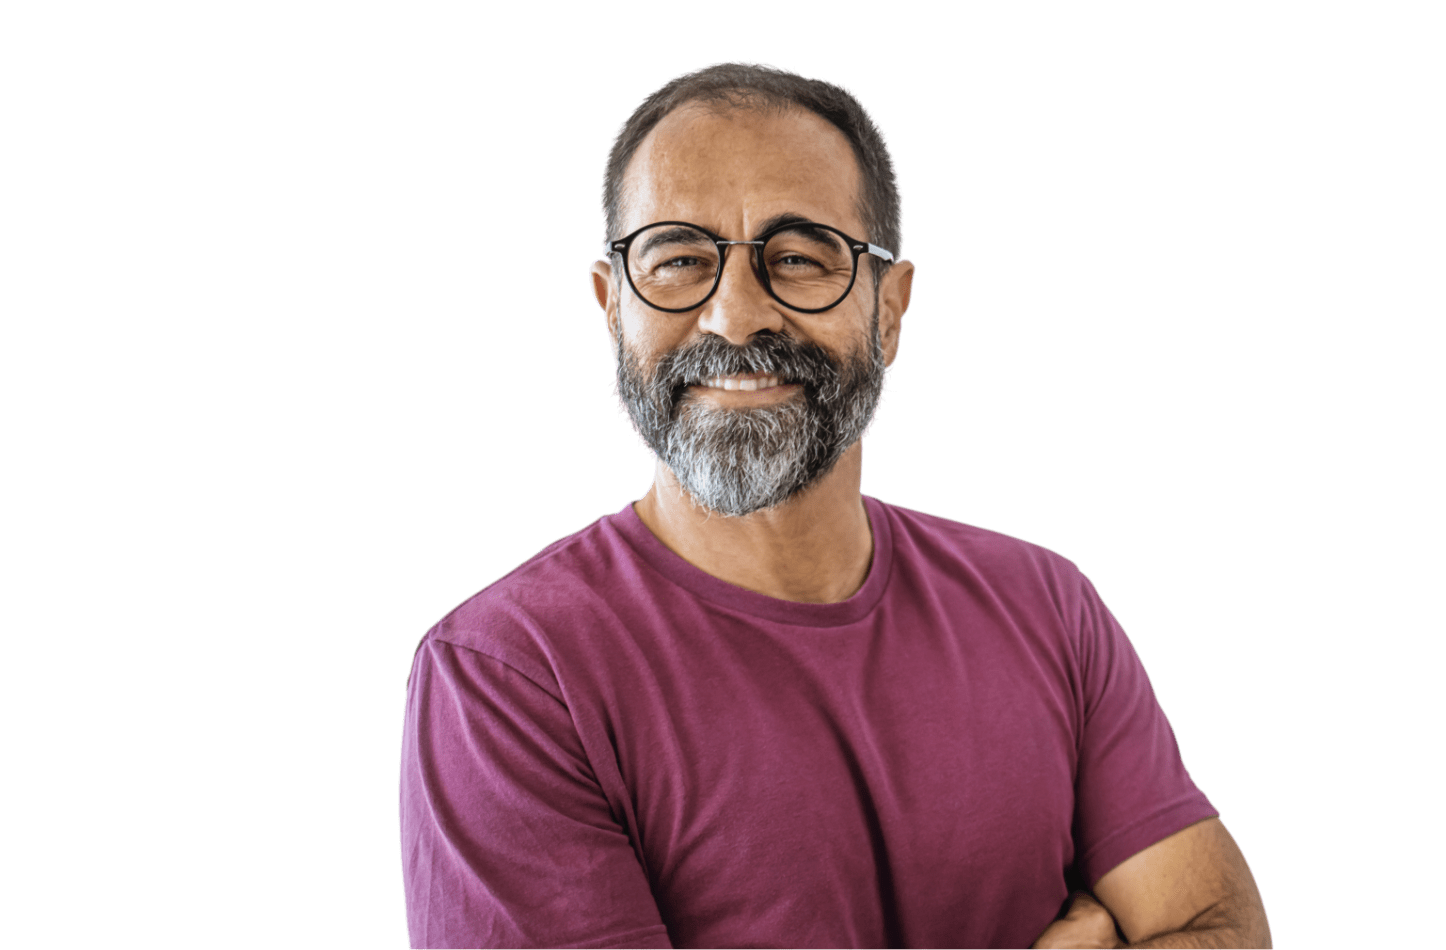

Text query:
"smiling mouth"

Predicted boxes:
[[693, 373, 788, 392]]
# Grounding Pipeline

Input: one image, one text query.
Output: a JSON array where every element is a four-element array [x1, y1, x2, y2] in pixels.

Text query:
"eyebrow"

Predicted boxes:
[[751, 212, 817, 239], [777, 223, 844, 251], [636, 226, 716, 258]]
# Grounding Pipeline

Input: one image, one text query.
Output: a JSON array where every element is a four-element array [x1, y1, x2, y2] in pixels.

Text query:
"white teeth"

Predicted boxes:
[[702, 375, 781, 391]]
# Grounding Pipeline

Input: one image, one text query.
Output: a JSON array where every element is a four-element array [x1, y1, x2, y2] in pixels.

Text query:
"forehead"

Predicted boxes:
[[619, 103, 864, 238]]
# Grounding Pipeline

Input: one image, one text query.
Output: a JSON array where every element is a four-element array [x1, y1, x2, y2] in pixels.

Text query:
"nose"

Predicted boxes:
[[695, 242, 785, 346]]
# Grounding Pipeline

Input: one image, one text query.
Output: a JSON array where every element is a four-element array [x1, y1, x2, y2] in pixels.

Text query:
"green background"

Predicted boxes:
[[5, 3, 1440, 942]]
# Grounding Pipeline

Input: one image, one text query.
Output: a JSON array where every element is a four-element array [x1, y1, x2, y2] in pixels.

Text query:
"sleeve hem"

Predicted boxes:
[[1078, 797, 1220, 888]]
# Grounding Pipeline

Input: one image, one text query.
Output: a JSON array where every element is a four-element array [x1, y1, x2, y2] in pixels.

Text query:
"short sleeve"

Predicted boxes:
[[400, 637, 672, 949], [1070, 576, 1218, 887]]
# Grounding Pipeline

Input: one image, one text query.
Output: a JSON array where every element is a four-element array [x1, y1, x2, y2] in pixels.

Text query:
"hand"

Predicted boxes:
[[1032, 892, 1124, 949]]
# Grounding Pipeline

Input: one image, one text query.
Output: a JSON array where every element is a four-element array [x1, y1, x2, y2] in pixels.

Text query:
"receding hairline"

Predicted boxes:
[[612, 98, 870, 238]]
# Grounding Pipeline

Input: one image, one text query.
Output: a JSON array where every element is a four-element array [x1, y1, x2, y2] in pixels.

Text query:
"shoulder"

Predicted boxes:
[[877, 499, 1083, 587], [871, 498, 1107, 642], [421, 511, 637, 684]]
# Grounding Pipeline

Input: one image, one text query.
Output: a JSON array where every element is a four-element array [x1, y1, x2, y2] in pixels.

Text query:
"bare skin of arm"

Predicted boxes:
[[1033, 818, 1270, 948]]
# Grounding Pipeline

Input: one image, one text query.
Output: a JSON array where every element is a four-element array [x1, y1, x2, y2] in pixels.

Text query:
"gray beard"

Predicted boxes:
[[614, 322, 885, 517]]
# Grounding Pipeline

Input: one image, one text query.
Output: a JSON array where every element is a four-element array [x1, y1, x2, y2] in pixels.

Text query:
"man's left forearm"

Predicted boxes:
[[1124, 893, 1271, 948], [1116, 925, 1255, 948], [1095, 819, 1271, 948], [1035, 889, 1270, 949]]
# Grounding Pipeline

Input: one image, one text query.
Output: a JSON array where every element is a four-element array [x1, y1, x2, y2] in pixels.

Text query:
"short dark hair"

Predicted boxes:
[[603, 64, 901, 263]]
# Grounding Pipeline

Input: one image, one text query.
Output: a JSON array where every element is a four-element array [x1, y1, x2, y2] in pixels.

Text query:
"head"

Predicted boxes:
[[603, 64, 902, 280], [591, 64, 914, 517]]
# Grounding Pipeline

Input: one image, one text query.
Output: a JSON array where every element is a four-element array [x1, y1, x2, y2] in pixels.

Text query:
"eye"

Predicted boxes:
[[771, 252, 826, 273], [661, 255, 705, 269]]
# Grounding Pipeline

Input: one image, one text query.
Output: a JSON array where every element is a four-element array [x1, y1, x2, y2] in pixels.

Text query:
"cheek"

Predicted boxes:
[[800, 305, 875, 358], [618, 305, 692, 360]]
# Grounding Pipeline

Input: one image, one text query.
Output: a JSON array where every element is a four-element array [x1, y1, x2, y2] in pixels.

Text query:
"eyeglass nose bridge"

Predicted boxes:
[[706, 238, 771, 296], [713, 239, 766, 265]]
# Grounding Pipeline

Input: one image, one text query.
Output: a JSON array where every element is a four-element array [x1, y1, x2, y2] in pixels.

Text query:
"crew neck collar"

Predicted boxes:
[[608, 495, 894, 628]]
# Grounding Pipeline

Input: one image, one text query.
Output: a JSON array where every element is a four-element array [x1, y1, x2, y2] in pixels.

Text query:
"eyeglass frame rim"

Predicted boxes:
[[604, 219, 896, 315]]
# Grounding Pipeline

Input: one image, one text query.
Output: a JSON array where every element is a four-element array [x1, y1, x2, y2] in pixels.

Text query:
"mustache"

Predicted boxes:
[[648, 332, 844, 404]]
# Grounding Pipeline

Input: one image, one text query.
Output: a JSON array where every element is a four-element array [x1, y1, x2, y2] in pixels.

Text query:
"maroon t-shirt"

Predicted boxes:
[[400, 498, 1215, 948]]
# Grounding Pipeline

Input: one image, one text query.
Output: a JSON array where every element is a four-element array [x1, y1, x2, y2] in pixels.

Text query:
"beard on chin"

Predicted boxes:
[[614, 322, 886, 518]]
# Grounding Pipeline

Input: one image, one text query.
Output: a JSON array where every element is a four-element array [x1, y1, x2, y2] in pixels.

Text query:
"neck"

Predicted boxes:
[[633, 442, 873, 604]]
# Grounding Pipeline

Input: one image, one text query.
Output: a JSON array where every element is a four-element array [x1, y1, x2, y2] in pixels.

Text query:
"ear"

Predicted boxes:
[[590, 259, 621, 338], [876, 260, 914, 367]]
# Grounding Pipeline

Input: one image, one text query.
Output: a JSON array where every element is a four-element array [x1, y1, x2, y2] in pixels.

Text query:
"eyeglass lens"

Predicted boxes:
[[626, 223, 856, 311]]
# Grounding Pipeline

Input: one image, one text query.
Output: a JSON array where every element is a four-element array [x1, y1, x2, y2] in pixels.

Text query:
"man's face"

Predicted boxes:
[[596, 104, 905, 516]]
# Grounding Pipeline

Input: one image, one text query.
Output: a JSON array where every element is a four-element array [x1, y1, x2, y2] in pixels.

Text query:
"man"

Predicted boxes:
[[400, 64, 1269, 948]]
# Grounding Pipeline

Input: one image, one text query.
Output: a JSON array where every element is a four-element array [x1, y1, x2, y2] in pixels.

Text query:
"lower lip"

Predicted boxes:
[[687, 382, 803, 402]]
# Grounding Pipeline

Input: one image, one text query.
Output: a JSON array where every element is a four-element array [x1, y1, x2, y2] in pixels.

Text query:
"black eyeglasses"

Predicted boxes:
[[606, 220, 895, 314]]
